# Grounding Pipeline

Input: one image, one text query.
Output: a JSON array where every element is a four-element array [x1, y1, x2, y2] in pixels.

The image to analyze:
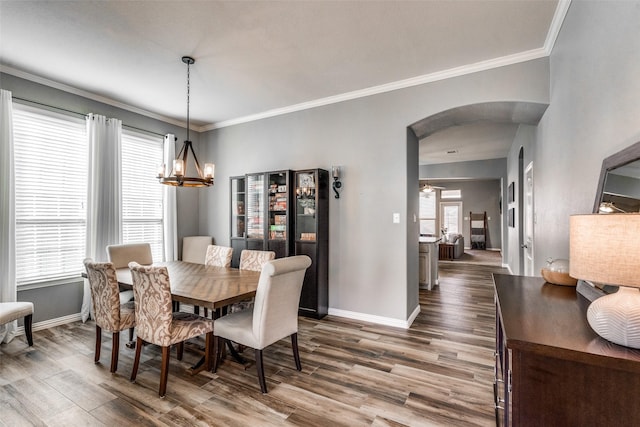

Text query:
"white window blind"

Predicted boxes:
[[121, 129, 164, 262], [419, 191, 436, 235], [13, 104, 87, 286]]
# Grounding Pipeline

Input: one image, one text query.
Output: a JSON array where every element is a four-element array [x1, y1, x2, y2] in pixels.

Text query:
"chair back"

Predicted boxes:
[[182, 236, 213, 264], [128, 262, 174, 346], [205, 245, 233, 268], [252, 256, 312, 348], [106, 243, 153, 269], [83, 258, 122, 331], [239, 250, 276, 272]]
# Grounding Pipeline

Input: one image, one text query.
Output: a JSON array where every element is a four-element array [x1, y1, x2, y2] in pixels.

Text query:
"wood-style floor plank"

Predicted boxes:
[[0, 259, 505, 426]]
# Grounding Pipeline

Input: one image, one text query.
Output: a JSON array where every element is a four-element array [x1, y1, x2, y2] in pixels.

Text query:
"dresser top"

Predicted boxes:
[[493, 273, 640, 372]]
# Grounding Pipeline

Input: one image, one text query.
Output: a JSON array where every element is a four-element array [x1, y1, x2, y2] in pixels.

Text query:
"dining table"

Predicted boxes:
[[116, 260, 261, 374]]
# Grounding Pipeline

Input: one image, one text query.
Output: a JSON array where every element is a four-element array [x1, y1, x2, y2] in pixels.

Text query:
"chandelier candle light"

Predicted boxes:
[[157, 56, 214, 187]]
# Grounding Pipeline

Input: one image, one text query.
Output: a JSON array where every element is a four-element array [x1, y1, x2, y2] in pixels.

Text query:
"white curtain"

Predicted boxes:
[[0, 89, 17, 343], [81, 114, 123, 322], [163, 134, 178, 262]]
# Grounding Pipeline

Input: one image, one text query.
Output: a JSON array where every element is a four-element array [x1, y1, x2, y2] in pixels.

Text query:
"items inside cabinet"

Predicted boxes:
[[230, 177, 246, 238], [246, 174, 265, 239], [296, 172, 317, 241], [268, 172, 289, 241]]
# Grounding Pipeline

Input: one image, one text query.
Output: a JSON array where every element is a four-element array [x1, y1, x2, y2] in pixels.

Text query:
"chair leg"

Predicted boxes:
[[110, 331, 120, 373], [177, 341, 184, 361], [130, 337, 143, 382], [291, 333, 302, 371], [24, 314, 33, 346], [204, 331, 213, 371], [193, 305, 200, 315], [255, 349, 267, 393], [128, 327, 134, 342], [213, 336, 224, 372], [95, 325, 102, 364], [159, 346, 171, 397]]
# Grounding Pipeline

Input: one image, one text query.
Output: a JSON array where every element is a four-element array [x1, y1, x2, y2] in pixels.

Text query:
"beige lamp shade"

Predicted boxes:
[[569, 213, 640, 348], [569, 213, 640, 288]]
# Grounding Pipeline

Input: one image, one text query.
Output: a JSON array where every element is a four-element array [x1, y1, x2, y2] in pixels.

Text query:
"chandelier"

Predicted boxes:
[[157, 56, 214, 187]]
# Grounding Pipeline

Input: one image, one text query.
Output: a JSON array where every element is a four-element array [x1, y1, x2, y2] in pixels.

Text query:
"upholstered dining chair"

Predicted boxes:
[[182, 236, 213, 264], [204, 244, 233, 268], [0, 301, 34, 346], [230, 249, 276, 314], [213, 255, 312, 393], [128, 262, 214, 397], [106, 242, 153, 303], [83, 258, 136, 373]]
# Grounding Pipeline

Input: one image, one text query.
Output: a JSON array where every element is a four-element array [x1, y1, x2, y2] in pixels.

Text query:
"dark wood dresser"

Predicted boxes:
[[493, 273, 640, 426]]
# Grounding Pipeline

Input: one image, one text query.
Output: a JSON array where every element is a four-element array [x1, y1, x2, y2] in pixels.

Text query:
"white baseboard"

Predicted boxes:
[[328, 305, 420, 329], [13, 312, 83, 336]]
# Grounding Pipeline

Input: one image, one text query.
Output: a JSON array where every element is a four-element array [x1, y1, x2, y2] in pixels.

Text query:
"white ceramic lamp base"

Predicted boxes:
[[587, 287, 640, 349]]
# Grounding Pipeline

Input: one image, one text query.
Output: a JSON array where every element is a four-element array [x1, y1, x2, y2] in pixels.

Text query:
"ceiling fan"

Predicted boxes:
[[420, 183, 446, 193]]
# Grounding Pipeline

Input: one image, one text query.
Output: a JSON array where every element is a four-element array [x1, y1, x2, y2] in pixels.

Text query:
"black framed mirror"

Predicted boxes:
[[593, 140, 640, 213]]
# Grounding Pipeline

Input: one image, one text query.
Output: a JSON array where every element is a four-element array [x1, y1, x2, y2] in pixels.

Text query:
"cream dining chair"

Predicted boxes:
[[182, 236, 213, 264], [83, 258, 136, 373], [204, 244, 233, 268], [128, 262, 215, 397], [213, 255, 311, 393]]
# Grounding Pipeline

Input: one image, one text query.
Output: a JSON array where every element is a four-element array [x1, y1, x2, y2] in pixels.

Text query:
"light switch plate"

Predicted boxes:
[[393, 213, 400, 223]]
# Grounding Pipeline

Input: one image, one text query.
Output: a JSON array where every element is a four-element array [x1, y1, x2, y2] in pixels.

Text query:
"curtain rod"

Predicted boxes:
[[11, 96, 165, 138]]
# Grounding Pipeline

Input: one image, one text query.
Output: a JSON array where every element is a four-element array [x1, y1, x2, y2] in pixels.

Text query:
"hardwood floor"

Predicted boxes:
[[0, 261, 506, 426]]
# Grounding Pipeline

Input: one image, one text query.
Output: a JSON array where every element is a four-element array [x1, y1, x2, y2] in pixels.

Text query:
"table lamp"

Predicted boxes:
[[570, 213, 640, 348]]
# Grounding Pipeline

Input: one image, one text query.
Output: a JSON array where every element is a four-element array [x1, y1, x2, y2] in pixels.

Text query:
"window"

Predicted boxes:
[[440, 202, 463, 234], [13, 104, 87, 286], [121, 129, 164, 262], [441, 189, 461, 199], [419, 191, 436, 235]]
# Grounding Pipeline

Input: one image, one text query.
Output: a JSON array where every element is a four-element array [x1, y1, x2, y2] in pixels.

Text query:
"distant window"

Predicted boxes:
[[441, 189, 462, 199], [13, 104, 87, 286], [121, 129, 164, 262], [419, 191, 436, 235]]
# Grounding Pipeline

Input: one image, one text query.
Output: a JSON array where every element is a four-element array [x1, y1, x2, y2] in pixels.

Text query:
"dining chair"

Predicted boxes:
[[204, 244, 233, 268], [182, 236, 213, 264], [231, 249, 276, 313], [128, 262, 214, 397], [83, 258, 136, 373], [106, 242, 154, 324], [0, 302, 34, 346], [213, 255, 312, 393]]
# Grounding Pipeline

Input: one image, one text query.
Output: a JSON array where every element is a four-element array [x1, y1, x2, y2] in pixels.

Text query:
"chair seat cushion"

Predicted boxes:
[[0, 302, 34, 325], [168, 312, 214, 346], [214, 310, 260, 349], [118, 301, 136, 330]]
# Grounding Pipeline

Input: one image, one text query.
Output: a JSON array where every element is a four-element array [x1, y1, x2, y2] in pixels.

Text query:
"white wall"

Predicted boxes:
[[527, 1, 640, 273], [201, 59, 549, 324]]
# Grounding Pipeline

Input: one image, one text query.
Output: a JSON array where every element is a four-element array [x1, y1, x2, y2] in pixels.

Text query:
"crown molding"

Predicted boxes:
[[0, 64, 191, 130], [3, 1, 570, 133]]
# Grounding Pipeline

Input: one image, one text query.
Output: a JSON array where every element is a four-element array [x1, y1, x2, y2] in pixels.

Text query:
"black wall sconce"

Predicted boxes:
[[332, 166, 342, 198]]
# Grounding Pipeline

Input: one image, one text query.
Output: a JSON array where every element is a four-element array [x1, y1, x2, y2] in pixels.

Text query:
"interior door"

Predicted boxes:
[[524, 162, 534, 275], [439, 202, 462, 235]]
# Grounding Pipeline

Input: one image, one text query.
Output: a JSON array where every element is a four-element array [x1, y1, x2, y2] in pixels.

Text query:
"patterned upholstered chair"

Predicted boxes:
[[83, 258, 136, 373], [239, 250, 276, 272], [128, 262, 214, 397], [214, 255, 312, 393], [231, 250, 276, 313], [204, 245, 233, 268]]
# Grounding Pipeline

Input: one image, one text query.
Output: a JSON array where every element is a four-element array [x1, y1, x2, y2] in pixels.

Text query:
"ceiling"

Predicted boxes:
[[0, 1, 564, 163]]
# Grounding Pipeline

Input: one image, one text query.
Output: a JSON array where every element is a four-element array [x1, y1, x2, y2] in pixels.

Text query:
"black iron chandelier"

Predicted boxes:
[[157, 56, 214, 187]]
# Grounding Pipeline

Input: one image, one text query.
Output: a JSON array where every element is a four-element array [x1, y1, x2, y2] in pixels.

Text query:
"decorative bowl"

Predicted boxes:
[[541, 258, 577, 286], [541, 269, 578, 286]]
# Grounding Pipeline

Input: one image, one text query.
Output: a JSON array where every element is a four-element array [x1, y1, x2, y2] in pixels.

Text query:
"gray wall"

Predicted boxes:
[[406, 129, 420, 317], [200, 59, 549, 323], [523, 1, 640, 273]]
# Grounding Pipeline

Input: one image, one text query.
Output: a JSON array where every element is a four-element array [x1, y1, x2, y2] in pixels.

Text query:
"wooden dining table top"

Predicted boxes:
[[116, 261, 261, 310]]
